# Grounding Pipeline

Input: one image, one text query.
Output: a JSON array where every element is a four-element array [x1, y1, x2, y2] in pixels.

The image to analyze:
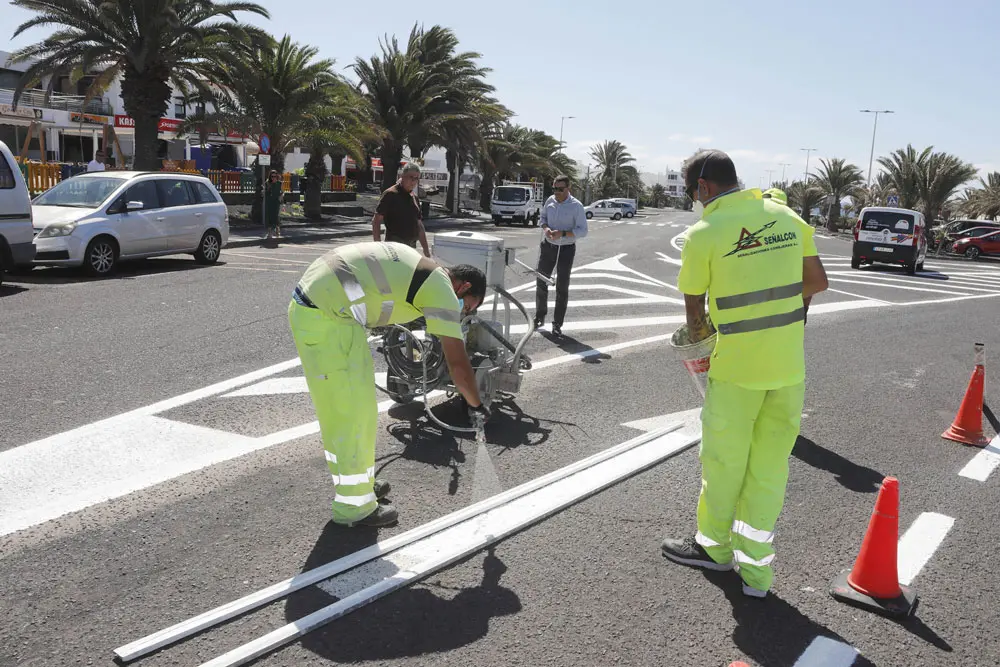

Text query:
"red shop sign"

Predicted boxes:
[[114, 115, 183, 133]]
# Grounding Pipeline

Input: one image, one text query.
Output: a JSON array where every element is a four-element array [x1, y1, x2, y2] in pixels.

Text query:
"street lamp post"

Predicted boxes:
[[764, 169, 775, 187], [559, 116, 575, 154], [860, 109, 893, 187], [779, 162, 791, 187], [800, 148, 817, 182]]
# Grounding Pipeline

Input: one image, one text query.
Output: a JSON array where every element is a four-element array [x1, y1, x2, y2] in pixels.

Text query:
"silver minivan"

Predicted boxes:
[[0, 140, 37, 286]]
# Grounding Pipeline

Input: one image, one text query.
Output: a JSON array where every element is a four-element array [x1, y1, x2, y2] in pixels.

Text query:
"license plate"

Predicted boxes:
[[874, 246, 894, 252], [501, 215, 512, 219]]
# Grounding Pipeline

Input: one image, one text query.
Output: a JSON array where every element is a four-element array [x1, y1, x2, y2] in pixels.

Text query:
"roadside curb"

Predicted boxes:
[[226, 227, 369, 249]]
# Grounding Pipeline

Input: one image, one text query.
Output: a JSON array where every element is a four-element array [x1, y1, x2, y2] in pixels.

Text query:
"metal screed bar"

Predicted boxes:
[[113, 423, 684, 662], [198, 426, 702, 667]]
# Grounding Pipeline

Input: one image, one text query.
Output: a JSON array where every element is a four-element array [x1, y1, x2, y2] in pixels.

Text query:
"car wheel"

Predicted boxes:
[[586, 211, 593, 219], [965, 246, 981, 260], [905, 262, 916, 275], [195, 230, 222, 264], [83, 236, 118, 277], [532, 213, 539, 227], [851, 257, 860, 269], [494, 218, 501, 226], [625, 212, 634, 218]]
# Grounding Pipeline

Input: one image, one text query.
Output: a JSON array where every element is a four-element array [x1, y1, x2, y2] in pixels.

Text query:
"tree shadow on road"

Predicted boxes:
[[284, 545, 521, 663], [792, 436, 884, 493]]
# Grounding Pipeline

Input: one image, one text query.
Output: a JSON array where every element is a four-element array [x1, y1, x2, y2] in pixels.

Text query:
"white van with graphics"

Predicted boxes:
[[0, 140, 36, 286], [851, 206, 927, 274]]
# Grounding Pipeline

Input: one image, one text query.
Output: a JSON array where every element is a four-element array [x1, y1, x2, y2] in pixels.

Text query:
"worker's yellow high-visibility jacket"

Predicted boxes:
[[678, 189, 818, 390]]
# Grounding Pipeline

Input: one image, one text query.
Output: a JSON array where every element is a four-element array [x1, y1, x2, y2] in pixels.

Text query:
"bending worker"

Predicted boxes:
[[661, 150, 828, 599], [288, 241, 491, 527]]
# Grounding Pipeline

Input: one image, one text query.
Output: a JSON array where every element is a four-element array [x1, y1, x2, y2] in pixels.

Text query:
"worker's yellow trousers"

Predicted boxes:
[[695, 378, 805, 591], [288, 301, 378, 524]]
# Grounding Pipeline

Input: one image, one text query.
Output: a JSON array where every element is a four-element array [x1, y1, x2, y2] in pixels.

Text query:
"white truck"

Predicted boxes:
[[491, 180, 545, 227]]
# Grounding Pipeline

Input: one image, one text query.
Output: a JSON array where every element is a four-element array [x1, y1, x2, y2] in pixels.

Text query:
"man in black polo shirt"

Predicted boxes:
[[372, 163, 431, 257]]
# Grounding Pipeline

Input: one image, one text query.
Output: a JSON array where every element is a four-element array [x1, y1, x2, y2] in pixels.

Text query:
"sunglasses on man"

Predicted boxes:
[[552, 185, 567, 192]]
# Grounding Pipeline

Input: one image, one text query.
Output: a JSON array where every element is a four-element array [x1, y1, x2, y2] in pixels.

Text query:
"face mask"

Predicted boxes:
[[692, 183, 705, 217]]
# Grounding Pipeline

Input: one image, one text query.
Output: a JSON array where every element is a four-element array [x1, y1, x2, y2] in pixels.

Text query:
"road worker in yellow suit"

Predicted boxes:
[[289, 242, 491, 527], [661, 151, 829, 598]]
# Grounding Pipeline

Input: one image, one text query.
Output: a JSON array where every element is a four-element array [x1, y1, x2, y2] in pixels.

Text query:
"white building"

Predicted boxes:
[[0, 50, 247, 168]]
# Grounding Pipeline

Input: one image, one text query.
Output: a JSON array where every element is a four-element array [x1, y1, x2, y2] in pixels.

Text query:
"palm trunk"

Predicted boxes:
[[120, 65, 171, 171], [446, 148, 458, 211], [381, 142, 402, 192], [479, 167, 495, 213], [304, 150, 326, 220]]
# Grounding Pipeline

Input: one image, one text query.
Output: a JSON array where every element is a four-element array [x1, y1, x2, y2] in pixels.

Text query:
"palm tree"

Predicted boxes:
[[589, 140, 635, 194], [810, 158, 864, 231], [475, 123, 568, 212], [877, 145, 926, 209], [291, 88, 381, 219], [786, 180, 825, 223], [959, 172, 1000, 220], [915, 150, 977, 232], [11, 0, 269, 170], [648, 183, 667, 208], [197, 35, 340, 174]]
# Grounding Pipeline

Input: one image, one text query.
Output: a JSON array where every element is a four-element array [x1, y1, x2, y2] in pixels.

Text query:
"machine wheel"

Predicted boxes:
[[83, 236, 118, 277], [965, 246, 981, 260], [850, 256, 860, 269]]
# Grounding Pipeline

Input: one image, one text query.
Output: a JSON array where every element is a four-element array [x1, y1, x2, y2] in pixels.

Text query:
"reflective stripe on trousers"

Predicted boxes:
[[325, 248, 395, 327], [713, 281, 804, 335]]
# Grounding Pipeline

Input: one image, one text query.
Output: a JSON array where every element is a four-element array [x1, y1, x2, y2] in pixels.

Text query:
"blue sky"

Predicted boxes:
[[5, 0, 998, 189]]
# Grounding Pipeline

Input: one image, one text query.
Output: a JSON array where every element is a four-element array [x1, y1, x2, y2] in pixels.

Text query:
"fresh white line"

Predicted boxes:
[[512, 315, 685, 335], [655, 251, 682, 266], [826, 276, 970, 296], [511, 296, 684, 310], [792, 636, 859, 667], [897, 512, 955, 586], [958, 436, 1000, 482], [892, 292, 1000, 307], [196, 427, 702, 667], [481, 283, 676, 305], [570, 272, 665, 287]]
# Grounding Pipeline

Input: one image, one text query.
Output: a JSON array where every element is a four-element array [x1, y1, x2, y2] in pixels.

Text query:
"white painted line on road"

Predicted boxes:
[[657, 223, 665, 227], [571, 272, 665, 287], [194, 427, 702, 667], [114, 424, 685, 662], [826, 288, 890, 304], [897, 512, 954, 586], [514, 296, 684, 310], [892, 292, 1000, 307], [512, 315, 685, 335], [530, 333, 671, 370], [958, 436, 1000, 482], [655, 251, 682, 266], [220, 265, 300, 274], [670, 230, 687, 254], [481, 283, 677, 306], [642, 222, 652, 226], [575, 254, 675, 289], [627, 221, 638, 225], [826, 276, 971, 296], [223, 251, 313, 265], [792, 636, 859, 667], [828, 271, 998, 293], [223, 373, 389, 398]]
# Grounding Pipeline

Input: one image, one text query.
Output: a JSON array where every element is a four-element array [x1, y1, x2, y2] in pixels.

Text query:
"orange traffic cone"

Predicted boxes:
[[829, 477, 918, 618], [942, 343, 991, 447]]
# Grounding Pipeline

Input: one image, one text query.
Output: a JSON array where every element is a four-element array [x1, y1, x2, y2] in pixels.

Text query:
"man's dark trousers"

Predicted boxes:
[[535, 240, 576, 327]]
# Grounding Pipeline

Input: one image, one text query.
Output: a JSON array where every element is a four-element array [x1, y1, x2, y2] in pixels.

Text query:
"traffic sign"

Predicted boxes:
[[258, 154, 271, 166], [259, 133, 270, 154], [887, 194, 899, 206]]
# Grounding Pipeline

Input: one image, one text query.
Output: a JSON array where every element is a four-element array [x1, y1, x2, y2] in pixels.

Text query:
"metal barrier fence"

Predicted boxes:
[[16, 161, 352, 196]]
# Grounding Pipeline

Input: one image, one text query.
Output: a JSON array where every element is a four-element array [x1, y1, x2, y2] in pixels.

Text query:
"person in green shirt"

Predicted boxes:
[[289, 241, 491, 527], [265, 170, 282, 240], [661, 150, 828, 598]]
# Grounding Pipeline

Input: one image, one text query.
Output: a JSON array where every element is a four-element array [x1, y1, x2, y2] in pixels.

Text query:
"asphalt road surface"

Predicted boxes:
[[2, 208, 999, 667]]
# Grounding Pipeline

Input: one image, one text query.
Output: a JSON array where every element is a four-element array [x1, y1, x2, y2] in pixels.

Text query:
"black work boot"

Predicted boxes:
[[347, 503, 398, 528], [374, 479, 391, 499], [660, 536, 733, 571]]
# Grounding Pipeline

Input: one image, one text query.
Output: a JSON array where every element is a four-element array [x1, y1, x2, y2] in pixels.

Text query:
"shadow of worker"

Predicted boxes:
[[701, 570, 879, 667], [538, 329, 611, 364], [285, 545, 521, 662], [792, 436, 884, 493]]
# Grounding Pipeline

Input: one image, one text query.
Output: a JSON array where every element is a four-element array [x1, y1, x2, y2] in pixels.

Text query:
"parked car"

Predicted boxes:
[[931, 220, 1000, 252], [584, 201, 622, 220], [953, 229, 1000, 260], [609, 198, 638, 217], [0, 140, 37, 287], [30, 171, 229, 276]]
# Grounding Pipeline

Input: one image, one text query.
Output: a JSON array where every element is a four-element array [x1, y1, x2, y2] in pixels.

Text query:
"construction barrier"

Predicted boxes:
[[16, 160, 353, 197]]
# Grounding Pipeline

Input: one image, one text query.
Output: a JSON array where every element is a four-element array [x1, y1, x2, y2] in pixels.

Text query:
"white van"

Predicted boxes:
[[0, 140, 36, 286], [851, 206, 927, 274]]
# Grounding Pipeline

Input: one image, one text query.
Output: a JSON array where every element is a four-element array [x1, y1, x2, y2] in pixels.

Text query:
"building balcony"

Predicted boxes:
[[0, 87, 113, 116]]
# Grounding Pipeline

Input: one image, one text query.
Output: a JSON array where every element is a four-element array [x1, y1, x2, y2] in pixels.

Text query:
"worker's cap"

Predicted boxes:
[[762, 188, 788, 206]]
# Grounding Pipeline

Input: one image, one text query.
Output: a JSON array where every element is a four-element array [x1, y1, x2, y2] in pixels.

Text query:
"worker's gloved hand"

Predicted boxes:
[[469, 402, 492, 425]]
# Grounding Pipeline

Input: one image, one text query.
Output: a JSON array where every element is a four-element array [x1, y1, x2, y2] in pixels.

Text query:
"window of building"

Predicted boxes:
[[174, 98, 187, 119]]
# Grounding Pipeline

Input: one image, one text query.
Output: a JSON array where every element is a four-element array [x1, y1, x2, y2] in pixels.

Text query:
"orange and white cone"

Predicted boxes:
[[829, 476, 918, 617], [942, 343, 991, 447]]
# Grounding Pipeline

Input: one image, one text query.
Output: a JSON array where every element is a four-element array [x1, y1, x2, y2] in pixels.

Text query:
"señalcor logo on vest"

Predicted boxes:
[[724, 220, 798, 258]]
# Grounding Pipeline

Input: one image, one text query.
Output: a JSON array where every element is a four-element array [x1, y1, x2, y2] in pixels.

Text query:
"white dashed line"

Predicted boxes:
[[958, 436, 1000, 482], [897, 512, 955, 586]]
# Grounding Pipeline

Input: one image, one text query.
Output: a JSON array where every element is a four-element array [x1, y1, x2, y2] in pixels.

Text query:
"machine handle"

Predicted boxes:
[[514, 258, 555, 286]]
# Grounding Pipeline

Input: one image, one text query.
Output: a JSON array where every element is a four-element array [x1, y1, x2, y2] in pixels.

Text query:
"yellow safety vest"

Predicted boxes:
[[678, 189, 818, 390], [297, 242, 464, 340]]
